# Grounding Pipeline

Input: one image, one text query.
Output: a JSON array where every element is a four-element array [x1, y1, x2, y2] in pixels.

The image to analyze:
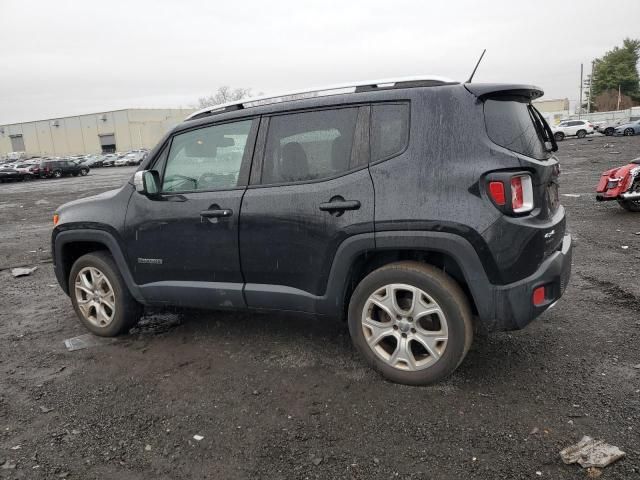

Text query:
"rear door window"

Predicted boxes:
[[261, 108, 358, 184], [370, 103, 410, 162], [484, 97, 551, 160]]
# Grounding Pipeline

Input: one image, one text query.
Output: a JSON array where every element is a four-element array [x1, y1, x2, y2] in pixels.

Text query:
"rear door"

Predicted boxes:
[[124, 118, 258, 308], [239, 106, 374, 312]]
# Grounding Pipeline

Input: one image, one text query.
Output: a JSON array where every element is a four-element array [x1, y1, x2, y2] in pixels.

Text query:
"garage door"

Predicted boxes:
[[10, 135, 25, 152], [99, 134, 116, 153]]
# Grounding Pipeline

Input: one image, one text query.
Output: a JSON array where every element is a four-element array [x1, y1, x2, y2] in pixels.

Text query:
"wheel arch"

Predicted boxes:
[[322, 231, 495, 324], [53, 229, 143, 302]]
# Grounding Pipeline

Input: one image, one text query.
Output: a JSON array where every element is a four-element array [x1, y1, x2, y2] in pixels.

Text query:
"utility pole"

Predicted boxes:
[[578, 63, 583, 119], [586, 60, 594, 114], [617, 85, 622, 110]]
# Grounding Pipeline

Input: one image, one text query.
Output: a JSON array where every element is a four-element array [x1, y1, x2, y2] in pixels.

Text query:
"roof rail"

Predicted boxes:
[[186, 75, 457, 121]]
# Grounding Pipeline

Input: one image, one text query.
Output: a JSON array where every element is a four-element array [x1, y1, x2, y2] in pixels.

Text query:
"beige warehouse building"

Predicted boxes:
[[0, 108, 195, 156]]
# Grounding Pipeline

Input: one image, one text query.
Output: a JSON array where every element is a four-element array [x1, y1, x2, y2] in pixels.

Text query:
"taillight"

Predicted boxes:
[[510, 175, 534, 213], [53, 213, 59, 226], [486, 172, 534, 215], [532, 286, 546, 306], [488, 182, 506, 206]]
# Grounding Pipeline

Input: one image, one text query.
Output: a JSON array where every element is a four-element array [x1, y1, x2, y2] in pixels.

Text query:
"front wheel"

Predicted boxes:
[[80, 168, 88, 176], [624, 128, 635, 136], [554, 132, 565, 141], [348, 261, 473, 386], [69, 251, 143, 336], [605, 127, 615, 136], [576, 130, 587, 139]]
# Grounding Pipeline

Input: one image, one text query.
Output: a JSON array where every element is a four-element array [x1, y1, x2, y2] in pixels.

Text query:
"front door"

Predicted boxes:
[[239, 106, 374, 312], [124, 118, 258, 309]]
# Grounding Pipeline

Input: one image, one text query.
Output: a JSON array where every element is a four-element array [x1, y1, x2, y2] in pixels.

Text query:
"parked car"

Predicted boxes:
[[114, 156, 131, 167], [14, 163, 38, 177], [0, 168, 28, 182], [596, 157, 640, 211], [593, 120, 627, 136], [101, 154, 118, 167], [81, 155, 104, 168], [551, 119, 594, 141], [40, 160, 89, 178], [614, 119, 640, 136], [52, 77, 572, 385]]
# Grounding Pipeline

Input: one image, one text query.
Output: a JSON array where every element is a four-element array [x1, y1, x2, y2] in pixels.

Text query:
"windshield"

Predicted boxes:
[[484, 96, 554, 160]]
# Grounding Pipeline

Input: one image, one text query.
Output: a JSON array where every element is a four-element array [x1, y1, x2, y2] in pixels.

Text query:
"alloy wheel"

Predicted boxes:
[[74, 266, 116, 327], [361, 283, 448, 371]]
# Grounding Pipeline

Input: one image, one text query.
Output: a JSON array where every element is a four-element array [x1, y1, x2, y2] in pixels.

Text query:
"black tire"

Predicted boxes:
[[69, 251, 142, 337], [576, 130, 587, 139], [617, 199, 640, 212], [53, 170, 62, 178], [348, 261, 473, 386], [624, 128, 635, 136], [605, 127, 615, 136], [554, 132, 565, 141], [80, 168, 88, 176]]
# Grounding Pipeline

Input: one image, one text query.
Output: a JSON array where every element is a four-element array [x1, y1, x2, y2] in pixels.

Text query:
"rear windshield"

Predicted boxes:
[[484, 97, 551, 160]]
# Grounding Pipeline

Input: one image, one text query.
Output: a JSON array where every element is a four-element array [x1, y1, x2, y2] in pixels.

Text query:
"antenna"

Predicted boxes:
[[466, 49, 486, 83]]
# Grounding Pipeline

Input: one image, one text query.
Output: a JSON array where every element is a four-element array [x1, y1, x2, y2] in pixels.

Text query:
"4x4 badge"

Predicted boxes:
[[544, 230, 555, 239]]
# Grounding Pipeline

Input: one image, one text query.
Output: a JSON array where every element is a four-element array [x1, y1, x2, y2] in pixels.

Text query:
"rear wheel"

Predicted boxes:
[[554, 132, 565, 141], [617, 180, 640, 212], [69, 251, 142, 336], [53, 170, 62, 178], [80, 168, 88, 176], [624, 128, 635, 136], [348, 261, 473, 385], [576, 130, 587, 139]]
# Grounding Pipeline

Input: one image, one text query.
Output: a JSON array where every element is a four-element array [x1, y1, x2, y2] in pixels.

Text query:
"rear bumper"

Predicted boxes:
[[488, 234, 572, 331]]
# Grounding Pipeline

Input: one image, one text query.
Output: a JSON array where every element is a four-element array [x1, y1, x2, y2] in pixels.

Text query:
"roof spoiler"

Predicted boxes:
[[464, 83, 544, 100]]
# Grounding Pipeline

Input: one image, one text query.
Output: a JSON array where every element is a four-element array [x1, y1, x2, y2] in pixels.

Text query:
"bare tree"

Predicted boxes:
[[196, 86, 254, 109], [594, 89, 634, 111]]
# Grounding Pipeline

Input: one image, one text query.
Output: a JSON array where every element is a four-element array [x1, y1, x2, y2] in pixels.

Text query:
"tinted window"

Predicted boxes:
[[262, 108, 358, 184], [371, 103, 409, 162], [162, 120, 252, 193], [484, 97, 550, 160]]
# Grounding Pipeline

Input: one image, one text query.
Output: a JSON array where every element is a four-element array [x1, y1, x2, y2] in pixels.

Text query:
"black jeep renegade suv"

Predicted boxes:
[[52, 78, 572, 385]]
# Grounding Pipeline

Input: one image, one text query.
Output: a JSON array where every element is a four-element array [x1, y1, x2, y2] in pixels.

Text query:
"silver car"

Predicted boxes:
[[614, 119, 640, 136]]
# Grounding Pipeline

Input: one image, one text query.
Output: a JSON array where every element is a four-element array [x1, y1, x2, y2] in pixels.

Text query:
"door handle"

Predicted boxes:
[[200, 208, 233, 218], [319, 200, 361, 212]]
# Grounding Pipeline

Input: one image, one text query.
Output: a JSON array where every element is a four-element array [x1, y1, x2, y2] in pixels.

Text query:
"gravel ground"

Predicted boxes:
[[1, 138, 639, 479]]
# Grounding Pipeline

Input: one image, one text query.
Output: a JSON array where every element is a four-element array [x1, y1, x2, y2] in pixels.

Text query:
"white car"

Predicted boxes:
[[551, 120, 594, 141], [114, 156, 131, 167]]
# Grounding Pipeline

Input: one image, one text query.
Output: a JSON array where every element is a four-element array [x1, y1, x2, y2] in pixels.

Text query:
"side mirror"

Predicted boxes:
[[134, 170, 160, 196]]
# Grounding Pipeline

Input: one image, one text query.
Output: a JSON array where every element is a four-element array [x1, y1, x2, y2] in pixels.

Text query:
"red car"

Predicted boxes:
[[596, 158, 640, 211]]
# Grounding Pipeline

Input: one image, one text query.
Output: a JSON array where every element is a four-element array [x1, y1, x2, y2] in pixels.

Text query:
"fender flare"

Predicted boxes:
[[53, 228, 144, 303], [319, 230, 495, 321]]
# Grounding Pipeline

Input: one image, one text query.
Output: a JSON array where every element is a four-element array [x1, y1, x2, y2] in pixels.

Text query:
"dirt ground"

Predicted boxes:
[[1, 136, 639, 479]]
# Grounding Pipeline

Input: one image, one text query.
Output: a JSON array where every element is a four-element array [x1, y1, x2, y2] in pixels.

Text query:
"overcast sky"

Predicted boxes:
[[1, 0, 639, 124]]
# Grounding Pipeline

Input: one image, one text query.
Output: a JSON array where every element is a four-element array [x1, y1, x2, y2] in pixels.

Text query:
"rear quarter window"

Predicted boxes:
[[484, 97, 550, 160], [371, 103, 410, 162]]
